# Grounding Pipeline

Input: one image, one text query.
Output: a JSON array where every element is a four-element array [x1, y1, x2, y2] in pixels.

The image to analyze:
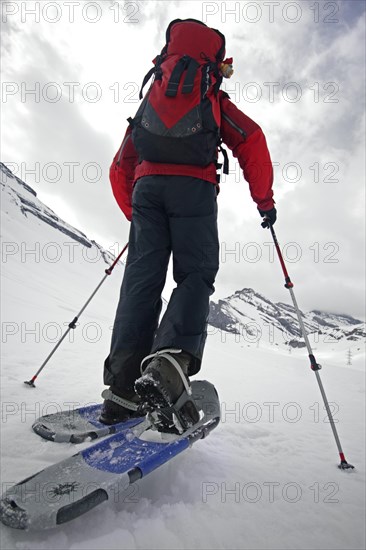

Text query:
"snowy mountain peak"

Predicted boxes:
[[209, 287, 365, 348]]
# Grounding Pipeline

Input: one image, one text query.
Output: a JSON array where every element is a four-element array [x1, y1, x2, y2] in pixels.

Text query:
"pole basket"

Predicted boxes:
[[339, 453, 354, 470]]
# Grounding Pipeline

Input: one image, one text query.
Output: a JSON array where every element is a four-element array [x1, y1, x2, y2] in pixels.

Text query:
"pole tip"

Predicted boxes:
[[338, 460, 355, 470], [24, 380, 36, 388]]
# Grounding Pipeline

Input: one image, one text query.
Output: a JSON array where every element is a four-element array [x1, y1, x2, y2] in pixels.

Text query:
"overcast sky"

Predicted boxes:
[[1, 0, 365, 318]]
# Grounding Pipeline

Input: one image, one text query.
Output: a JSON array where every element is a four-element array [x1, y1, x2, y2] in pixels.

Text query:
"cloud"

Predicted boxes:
[[1, 0, 365, 317]]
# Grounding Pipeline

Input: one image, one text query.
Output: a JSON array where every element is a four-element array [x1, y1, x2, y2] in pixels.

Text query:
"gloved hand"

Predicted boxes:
[[258, 207, 277, 228]]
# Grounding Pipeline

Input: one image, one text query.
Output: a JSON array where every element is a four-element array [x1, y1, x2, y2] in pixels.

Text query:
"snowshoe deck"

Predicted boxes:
[[0, 381, 220, 530], [32, 403, 144, 443], [32, 380, 217, 443]]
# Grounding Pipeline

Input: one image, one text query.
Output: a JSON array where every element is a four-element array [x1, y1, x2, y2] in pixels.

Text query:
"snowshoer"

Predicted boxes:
[[100, 18, 276, 430]]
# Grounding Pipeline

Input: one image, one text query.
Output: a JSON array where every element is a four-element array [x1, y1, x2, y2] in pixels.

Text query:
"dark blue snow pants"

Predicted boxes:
[[103, 175, 220, 393]]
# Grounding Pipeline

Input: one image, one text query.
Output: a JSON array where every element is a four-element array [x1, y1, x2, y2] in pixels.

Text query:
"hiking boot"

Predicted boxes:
[[134, 349, 200, 433], [99, 385, 141, 425]]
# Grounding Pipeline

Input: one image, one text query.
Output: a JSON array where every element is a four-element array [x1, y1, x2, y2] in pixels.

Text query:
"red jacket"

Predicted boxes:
[[110, 91, 274, 221]]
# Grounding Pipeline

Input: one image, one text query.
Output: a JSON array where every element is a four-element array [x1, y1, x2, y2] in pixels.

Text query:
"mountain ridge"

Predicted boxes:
[[1, 162, 364, 349], [0, 161, 116, 264]]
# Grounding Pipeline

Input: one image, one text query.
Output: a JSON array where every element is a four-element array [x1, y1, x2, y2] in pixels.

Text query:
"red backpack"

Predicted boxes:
[[128, 18, 229, 170]]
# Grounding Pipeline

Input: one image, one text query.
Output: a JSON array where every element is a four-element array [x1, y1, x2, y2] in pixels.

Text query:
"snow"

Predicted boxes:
[[1, 167, 365, 549]]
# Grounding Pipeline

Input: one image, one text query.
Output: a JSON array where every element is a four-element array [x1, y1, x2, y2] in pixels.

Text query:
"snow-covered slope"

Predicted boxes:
[[1, 164, 365, 549]]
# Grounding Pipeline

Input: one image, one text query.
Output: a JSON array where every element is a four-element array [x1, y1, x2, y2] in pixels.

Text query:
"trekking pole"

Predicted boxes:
[[264, 219, 354, 470], [24, 242, 129, 388]]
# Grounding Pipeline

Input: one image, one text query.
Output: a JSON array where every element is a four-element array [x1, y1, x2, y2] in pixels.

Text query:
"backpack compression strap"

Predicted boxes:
[[165, 56, 200, 97]]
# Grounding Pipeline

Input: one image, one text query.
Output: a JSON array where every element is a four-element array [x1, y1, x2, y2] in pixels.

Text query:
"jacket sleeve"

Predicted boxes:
[[109, 126, 139, 221], [219, 92, 275, 211]]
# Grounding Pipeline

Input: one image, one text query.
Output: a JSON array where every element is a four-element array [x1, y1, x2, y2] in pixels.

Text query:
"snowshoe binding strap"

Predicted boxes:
[[101, 389, 139, 412], [151, 390, 203, 435], [140, 348, 192, 395], [139, 349, 201, 434]]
